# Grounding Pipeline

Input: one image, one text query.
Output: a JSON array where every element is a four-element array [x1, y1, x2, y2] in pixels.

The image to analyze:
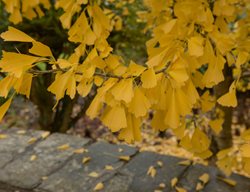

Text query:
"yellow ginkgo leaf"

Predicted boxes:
[[13, 73, 33, 98], [217, 82, 237, 107], [127, 88, 151, 117], [196, 182, 204, 191], [101, 106, 127, 132], [105, 165, 114, 170], [119, 156, 130, 161], [93, 182, 104, 191], [191, 128, 210, 153], [209, 119, 224, 135], [57, 144, 70, 150], [199, 173, 210, 184], [41, 131, 50, 139], [159, 183, 166, 188], [0, 96, 13, 121], [123, 60, 146, 78], [175, 186, 187, 192], [217, 177, 236, 186], [168, 58, 189, 85], [29, 41, 53, 57], [178, 160, 192, 166], [111, 78, 134, 103], [0, 26, 34, 42], [164, 90, 180, 129], [28, 137, 37, 144], [0, 52, 40, 77], [171, 177, 178, 187], [48, 70, 75, 101], [118, 113, 142, 143], [0, 134, 8, 139], [240, 144, 250, 158], [236, 51, 248, 68], [147, 166, 157, 178], [188, 36, 204, 57], [74, 148, 87, 154], [89, 171, 99, 178], [141, 68, 157, 88], [30, 155, 37, 161], [82, 157, 91, 164]]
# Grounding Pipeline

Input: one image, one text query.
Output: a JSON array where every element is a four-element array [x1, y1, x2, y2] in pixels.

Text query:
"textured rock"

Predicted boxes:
[[176, 164, 250, 192], [103, 151, 189, 192], [0, 128, 44, 168], [37, 141, 138, 192], [0, 133, 90, 189]]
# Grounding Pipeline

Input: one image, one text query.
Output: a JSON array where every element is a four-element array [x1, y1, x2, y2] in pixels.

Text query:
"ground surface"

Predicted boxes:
[[0, 128, 250, 192]]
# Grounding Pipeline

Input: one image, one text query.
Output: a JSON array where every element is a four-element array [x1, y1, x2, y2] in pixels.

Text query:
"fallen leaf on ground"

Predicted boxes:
[[157, 161, 163, 167], [178, 160, 192, 166], [89, 171, 99, 178], [82, 157, 91, 164], [28, 137, 37, 144], [199, 173, 210, 184], [30, 155, 37, 161], [147, 166, 157, 178], [0, 134, 7, 139], [175, 186, 187, 192], [93, 182, 104, 191], [196, 182, 204, 191], [217, 177, 237, 186], [105, 165, 114, 170], [74, 148, 87, 154], [57, 144, 70, 150], [41, 131, 50, 139], [119, 156, 130, 161], [17, 130, 26, 134], [171, 177, 178, 187], [159, 183, 166, 188]]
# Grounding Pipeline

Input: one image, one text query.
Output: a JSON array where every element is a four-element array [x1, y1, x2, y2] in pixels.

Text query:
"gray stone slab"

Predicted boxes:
[[37, 141, 138, 192], [0, 129, 44, 168], [0, 133, 90, 189], [175, 164, 250, 192], [103, 151, 189, 192]]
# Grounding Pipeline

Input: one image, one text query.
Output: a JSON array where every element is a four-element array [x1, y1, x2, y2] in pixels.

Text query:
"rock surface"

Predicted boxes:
[[0, 128, 249, 192]]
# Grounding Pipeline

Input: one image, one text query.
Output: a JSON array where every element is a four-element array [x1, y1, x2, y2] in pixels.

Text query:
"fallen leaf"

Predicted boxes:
[[199, 173, 210, 184], [178, 160, 192, 166], [30, 155, 37, 161], [157, 161, 163, 167], [118, 148, 123, 152], [175, 186, 187, 192], [57, 144, 70, 150], [196, 182, 204, 191], [41, 131, 50, 139], [154, 190, 162, 192], [0, 134, 7, 139], [82, 157, 91, 164], [93, 182, 104, 191], [28, 137, 37, 144], [217, 177, 236, 186], [147, 166, 157, 178], [119, 156, 130, 161], [89, 171, 99, 178], [105, 165, 114, 170], [17, 130, 26, 134], [159, 183, 166, 188], [41, 176, 48, 180], [74, 148, 87, 154], [171, 177, 178, 187]]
